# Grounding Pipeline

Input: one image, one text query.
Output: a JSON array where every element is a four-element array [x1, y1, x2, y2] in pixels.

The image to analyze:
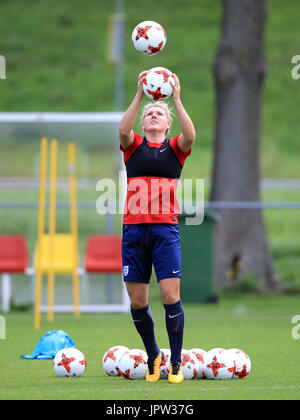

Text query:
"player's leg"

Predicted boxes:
[[160, 278, 185, 383], [126, 282, 159, 360], [125, 281, 149, 309], [151, 223, 184, 383], [122, 224, 161, 381], [126, 282, 161, 381]]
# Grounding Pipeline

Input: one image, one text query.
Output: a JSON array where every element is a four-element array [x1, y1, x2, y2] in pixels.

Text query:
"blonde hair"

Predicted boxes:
[[140, 101, 173, 136]]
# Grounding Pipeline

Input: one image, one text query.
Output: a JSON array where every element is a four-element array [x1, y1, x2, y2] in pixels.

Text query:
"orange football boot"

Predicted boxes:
[[168, 361, 184, 384], [146, 351, 164, 382]]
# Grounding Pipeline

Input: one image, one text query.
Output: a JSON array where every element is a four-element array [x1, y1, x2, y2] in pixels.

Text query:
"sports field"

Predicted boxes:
[[1, 294, 299, 400]]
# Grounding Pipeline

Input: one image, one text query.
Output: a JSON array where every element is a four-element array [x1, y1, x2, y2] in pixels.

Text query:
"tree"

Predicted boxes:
[[210, 0, 281, 291]]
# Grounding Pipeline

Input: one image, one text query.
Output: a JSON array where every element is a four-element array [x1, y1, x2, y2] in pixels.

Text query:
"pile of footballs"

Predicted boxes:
[[102, 346, 251, 380]]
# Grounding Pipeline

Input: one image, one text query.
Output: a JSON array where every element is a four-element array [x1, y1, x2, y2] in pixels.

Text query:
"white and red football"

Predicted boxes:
[[53, 347, 87, 378], [190, 348, 207, 379], [227, 348, 251, 379], [203, 349, 235, 380], [102, 345, 129, 377], [160, 348, 171, 379], [143, 67, 175, 101], [119, 348, 148, 380], [132, 20, 166, 56], [181, 349, 199, 380]]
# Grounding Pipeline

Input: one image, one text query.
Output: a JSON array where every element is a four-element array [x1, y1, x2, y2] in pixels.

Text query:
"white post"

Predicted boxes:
[[122, 280, 130, 312], [1, 273, 11, 312]]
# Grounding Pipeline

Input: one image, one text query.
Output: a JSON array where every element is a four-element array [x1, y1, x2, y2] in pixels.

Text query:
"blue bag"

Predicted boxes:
[[21, 330, 75, 359]]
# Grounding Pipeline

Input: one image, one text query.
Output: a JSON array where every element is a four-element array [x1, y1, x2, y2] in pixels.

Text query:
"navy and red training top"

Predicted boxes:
[[120, 132, 191, 224]]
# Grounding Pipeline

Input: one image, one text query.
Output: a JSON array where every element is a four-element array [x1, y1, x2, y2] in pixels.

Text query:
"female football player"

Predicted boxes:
[[119, 70, 195, 383]]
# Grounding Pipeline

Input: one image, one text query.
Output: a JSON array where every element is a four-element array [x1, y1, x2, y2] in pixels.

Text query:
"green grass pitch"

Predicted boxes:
[[1, 294, 300, 400]]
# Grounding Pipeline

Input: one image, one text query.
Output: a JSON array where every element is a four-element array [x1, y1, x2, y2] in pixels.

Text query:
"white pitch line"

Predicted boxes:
[[110, 384, 300, 392]]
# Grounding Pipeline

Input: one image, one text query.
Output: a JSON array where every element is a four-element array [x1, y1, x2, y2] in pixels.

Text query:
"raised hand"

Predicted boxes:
[[137, 70, 148, 98], [170, 73, 181, 104]]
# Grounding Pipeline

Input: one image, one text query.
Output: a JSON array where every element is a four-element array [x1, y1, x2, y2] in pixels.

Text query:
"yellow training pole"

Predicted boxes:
[[68, 142, 80, 316], [47, 139, 57, 322], [34, 137, 47, 329]]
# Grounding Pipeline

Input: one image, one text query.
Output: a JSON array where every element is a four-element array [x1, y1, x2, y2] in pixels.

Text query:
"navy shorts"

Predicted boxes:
[[122, 223, 181, 283]]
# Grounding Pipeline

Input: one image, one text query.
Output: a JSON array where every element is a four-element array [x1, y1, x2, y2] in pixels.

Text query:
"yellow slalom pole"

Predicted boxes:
[[34, 137, 47, 329], [68, 142, 80, 316], [47, 139, 57, 322]]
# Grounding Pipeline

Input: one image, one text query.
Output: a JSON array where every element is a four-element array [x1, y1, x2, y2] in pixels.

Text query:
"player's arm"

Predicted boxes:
[[119, 71, 147, 149], [171, 73, 196, 153]]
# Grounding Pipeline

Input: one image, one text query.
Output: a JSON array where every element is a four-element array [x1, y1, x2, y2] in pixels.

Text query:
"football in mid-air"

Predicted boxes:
[[227, 348, 251, 379], [102, 345, 129, 377], [119, 348, 148, 380], [53, 347, 87, 378], [143, 67, 175, 101], [203, 349, 236, 380], [132, 20, 166, 56]]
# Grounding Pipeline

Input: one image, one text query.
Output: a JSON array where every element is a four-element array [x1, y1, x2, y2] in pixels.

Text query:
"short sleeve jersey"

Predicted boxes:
[[120, 132, 191, 224]]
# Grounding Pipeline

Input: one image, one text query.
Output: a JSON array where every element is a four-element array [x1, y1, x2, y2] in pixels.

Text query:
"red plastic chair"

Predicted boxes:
[[84, 235, 122, 273], [0, 235, 29, 312], [0, 235, 29, 273]]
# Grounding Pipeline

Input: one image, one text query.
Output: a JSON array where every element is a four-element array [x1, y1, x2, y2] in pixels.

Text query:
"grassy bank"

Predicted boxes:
[[0, 0, 299, 178]]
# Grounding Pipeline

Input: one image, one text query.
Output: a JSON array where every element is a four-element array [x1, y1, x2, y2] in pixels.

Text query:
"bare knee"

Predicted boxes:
[[159, 278, 180, 306], [130, 296, 148, 309], [161, 292, 180, 306], [126, 282, 148, 309]]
